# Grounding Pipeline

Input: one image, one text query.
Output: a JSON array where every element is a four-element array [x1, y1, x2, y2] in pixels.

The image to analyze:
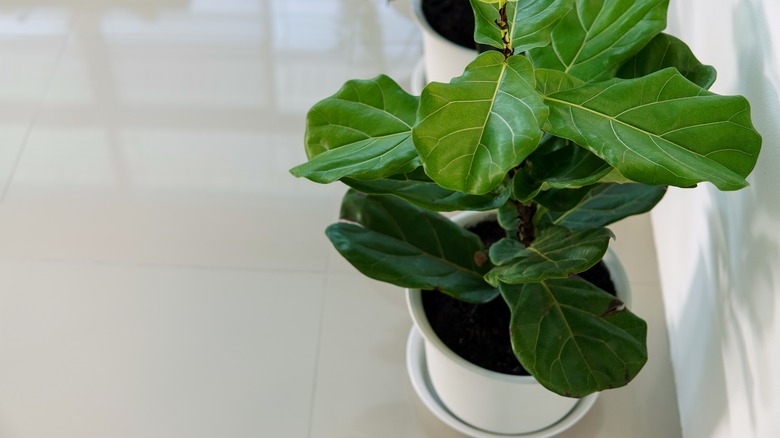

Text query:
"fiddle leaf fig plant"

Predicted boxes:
[[291, 0, 761, 398]]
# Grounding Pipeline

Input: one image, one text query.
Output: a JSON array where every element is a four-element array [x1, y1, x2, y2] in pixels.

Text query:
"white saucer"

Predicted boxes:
[[405, 327, 599, 438]]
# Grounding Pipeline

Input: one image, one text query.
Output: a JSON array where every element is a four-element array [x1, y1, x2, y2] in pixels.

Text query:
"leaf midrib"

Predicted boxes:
[[539, 280, 595, 389], [349, 212, 482, 278], [564, 1, 601, 74], [543, 94, 728, 162], [465, 61, 510, 189], [332, 95, 415, 129]]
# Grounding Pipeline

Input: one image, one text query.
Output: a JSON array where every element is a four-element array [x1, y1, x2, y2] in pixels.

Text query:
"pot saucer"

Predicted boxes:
[[405, 327, 598, 438]]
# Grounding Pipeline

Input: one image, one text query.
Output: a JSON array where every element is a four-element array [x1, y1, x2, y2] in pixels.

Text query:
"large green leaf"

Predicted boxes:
[[535, 68, 584, 94], [533, 185, 598, 211], [290, 75, 419, 183], [500, 278, 647, 397], [327, 191, 497, 303], [497, 201, 520, 234], [528, 0, 669, 82], [470, 0, 574, 53], [512, 136, 614, 202], [542, 68, 762, 190], [488, 237, 526, 265], [618, 33, 717, 89], [523, 135, 612, 189], [538, 183, 667, 229], [342, 168, 510, 212], [413, 52, 548, 194], [485, 225, 613, 286], [512, 169, 543, 202]]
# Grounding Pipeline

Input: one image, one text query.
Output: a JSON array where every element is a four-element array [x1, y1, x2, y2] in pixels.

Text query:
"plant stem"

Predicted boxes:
[[516, 202, 537, 246], [496, 2, 512, 59]]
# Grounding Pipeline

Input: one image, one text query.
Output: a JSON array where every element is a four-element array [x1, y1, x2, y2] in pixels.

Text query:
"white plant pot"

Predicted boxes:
[[406, 211, 632, 435], [410, 0, 478, 84]]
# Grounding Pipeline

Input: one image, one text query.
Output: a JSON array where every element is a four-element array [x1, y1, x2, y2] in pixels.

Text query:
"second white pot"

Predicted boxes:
[[410, 0, 478, 84], [406, 211, 632, 435]]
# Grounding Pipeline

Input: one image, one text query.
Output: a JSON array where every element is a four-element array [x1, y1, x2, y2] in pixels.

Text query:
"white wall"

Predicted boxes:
[[653, 0, 780, 437]]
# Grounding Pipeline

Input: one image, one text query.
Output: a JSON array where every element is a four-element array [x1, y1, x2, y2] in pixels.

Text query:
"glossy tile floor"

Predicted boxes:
[[0, 1, 682, 437]]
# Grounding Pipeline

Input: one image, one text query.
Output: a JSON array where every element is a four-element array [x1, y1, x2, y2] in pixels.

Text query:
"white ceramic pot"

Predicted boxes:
[[406, 211, 632, 435], [410, 0, 478, 84]]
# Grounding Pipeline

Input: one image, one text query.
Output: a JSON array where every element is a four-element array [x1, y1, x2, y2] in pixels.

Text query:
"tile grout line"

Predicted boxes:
[[0, 34, 71, 204], [306, 248, 335, 438]]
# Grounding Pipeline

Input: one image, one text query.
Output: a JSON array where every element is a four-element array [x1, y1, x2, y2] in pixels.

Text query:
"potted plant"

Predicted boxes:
[[291, 0, 761, 434]]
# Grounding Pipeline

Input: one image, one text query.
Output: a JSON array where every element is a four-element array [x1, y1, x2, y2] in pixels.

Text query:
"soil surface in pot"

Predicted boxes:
[[422, 219, 617, 376], [422, 0, 476, 50]]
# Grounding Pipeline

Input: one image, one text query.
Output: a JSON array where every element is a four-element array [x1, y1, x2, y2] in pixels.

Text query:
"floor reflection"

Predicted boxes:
[[0, 0, 420, 201]]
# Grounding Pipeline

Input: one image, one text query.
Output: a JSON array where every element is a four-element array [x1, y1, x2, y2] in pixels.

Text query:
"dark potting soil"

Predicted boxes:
[[422, 0, 476, 50], [422, 220, 617, 376]]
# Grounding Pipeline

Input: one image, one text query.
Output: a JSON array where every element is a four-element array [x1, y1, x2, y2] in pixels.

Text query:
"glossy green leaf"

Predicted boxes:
[[327, 191, 497, 303], [500, 278, 647, 397], [528, 0, 669, 82], [470, 0, 574, 52], [543, 68, 762, 190], [512, 169, 543, 202], [488, 237, 526, 265], [534, 185, 597, 211], [290, 75, 419, 183], [497, 201, 520, 234], [618, 33, 717, 89], [342, 168, 510, 212], [485, 225, 613, 285], [535, 68, 584, 94], [413, 52, 548, 194], [538, 184, 667, 229], [523, 135, 612, 189], [595, 168, 635, 184]]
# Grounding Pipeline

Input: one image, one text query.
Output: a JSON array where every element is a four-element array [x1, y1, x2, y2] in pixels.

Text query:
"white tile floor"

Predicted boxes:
[[0, 1, 681, 437]]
